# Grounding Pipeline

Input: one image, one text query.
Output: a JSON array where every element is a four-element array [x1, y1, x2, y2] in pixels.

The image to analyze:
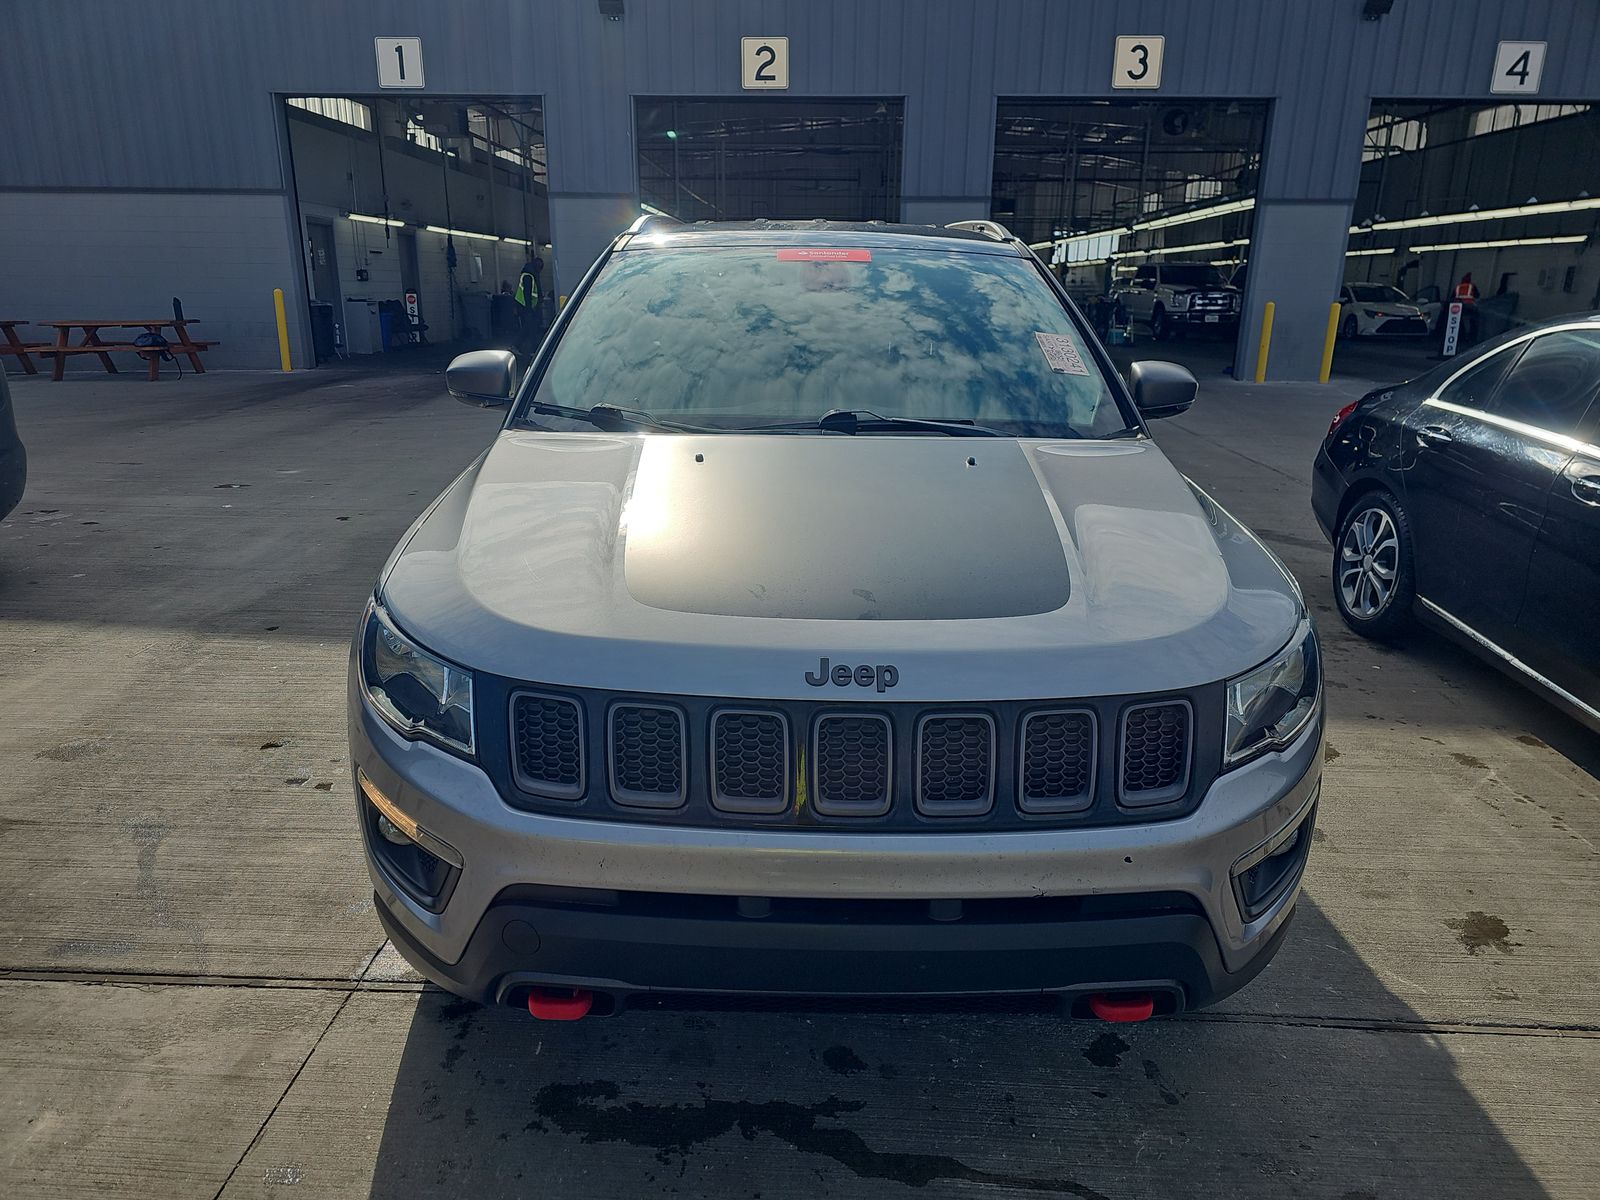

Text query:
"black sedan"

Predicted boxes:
[[1312, 313, 1600, 732], [0, 372, 25, 523]]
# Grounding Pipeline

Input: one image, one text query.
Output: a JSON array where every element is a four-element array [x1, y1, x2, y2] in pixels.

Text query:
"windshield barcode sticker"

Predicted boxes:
[[1035, 332, 1090, 375]]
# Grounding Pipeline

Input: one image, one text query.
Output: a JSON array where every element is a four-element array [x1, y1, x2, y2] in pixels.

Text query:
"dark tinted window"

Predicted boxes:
[[1487, 329, 1600, 437], [1159, 264, 1228, 289], [1437, 344, 1523, 410], [1133, 267, 1155, 286], [523, 245, 1133, 438]]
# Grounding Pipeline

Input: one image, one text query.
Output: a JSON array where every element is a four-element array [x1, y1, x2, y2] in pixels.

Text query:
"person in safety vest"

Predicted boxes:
[[514, 255, 544, 355]]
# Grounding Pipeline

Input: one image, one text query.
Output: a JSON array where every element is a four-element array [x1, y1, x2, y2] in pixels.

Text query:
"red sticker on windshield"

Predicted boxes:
[[777, 248, 871, 262]]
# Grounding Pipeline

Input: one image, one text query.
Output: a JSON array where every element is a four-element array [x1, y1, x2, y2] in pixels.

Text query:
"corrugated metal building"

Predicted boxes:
[[3, 0, 1597, 378]]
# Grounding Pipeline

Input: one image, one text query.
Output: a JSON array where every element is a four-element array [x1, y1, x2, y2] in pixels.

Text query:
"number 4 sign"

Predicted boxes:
[[375, 37, 425, 89], [1492, 41, 1545, 94]]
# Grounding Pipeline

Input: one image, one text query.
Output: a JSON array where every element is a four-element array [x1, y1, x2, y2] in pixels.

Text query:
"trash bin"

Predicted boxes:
[[378, 312, 395, 351], [309, 302, 336, 363]]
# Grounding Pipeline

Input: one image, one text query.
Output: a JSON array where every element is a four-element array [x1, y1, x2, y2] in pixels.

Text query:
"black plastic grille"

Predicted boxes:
[[1020, 710, 1095, 811], [813, 714, 892, 816], [610, 704, 685, 807], [1120, 702, 1192, 804], [917, 715, 994, 815], [712, 711, 787, 813], [510, 693, 584, 800]]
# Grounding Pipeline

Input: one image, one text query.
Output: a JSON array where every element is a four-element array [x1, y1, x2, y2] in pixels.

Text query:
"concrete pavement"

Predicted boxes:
[[1, 365, 1596, 1198]]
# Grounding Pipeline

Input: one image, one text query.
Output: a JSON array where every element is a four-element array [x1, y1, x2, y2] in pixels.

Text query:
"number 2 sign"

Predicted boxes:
[[742, 37, 789, 90], [1113, 36, 1164, 89], [375, 37, 425, 89]]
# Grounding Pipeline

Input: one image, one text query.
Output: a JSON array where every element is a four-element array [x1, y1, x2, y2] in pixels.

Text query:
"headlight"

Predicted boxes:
[[360, 602, 474, 755], [1169, 293, 1190, 310], [1224, 622, 1321, 768], [1363, 308, 1382, 318]]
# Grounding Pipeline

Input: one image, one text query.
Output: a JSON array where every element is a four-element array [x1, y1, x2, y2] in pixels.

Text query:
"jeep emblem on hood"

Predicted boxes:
[[805, 657, 899, 693]]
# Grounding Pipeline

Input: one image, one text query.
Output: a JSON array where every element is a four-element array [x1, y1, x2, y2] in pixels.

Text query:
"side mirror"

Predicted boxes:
[[446, 350, 517, 406], [1128, 360, 1198, 420]]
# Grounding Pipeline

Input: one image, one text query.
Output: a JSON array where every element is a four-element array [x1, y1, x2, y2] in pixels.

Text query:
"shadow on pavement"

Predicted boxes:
[[364, 899, 1550, 1199]]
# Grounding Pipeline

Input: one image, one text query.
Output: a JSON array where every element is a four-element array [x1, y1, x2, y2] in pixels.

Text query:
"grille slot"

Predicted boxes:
[[711, 710, 789, 814], [1118, 700, 1192, 807], [608, 703, 687, 808], [509, 692, 585, 800], [812, 714, 893, 816], [1019, 709, 1096, 812], [916, 714, 995, 816]]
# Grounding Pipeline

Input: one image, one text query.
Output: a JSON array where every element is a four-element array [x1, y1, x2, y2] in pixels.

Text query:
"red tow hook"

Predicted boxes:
[[526, 988, 594, 1021], [1088, 992, 1155, 1023]]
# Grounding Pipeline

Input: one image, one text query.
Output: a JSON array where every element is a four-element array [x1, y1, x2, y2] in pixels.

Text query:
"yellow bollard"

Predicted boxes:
[[273, 288, 292, 372], [1319, 301, 1341, 384], [1254, 301, 1275, 384]]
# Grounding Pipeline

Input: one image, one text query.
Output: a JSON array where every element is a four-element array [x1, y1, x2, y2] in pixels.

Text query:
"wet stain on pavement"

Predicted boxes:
[[1446, 911, 1512, 955], [1451, 752, 1489, 770], [1514, 734, 1546, 748], [1142, 1060, 1183, 1106], [1323, 742, 1341, 763], [1082, 1032, 1129, 1069], [533, 1081, 1111, 1196], [822, 1045, 868, 1075], [35, 738, 106, 762]]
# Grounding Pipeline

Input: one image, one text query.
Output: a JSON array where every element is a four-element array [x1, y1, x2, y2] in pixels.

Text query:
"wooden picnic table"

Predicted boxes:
[[38, 319, 217, 381], [0, 320, 49, 375]]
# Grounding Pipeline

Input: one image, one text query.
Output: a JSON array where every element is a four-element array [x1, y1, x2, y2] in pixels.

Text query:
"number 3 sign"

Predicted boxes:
[[1113, 36, 1164, 89]]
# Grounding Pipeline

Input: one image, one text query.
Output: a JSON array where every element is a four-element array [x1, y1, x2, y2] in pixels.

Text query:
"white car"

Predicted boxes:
[[1339, 284, 1430, 339]]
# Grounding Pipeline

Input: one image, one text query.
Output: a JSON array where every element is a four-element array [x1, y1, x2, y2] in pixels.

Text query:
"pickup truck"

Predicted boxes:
[[1114, 263, 1242, 341]]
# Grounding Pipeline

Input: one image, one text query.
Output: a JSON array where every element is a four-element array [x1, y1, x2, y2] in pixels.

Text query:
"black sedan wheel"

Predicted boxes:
[[1334, 492, 1415, 640]]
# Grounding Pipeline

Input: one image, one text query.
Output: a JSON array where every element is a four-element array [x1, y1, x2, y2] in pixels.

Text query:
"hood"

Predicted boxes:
[[382, 432, 1302, 700]]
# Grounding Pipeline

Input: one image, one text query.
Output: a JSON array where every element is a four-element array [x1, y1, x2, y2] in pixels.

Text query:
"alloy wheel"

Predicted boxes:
[[1339, 506, 1399, 619]]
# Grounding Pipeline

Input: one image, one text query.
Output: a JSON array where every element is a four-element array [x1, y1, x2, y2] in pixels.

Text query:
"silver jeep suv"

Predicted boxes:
[[349, 218, 1322, 1021]]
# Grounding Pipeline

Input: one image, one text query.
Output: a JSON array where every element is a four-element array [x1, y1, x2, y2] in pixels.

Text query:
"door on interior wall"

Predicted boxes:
[[308, 222, 340, 303], [306, 221, 342, 363]]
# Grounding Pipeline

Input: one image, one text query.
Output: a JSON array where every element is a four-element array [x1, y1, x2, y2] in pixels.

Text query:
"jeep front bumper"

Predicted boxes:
[[350, 681, 1322, 1012]]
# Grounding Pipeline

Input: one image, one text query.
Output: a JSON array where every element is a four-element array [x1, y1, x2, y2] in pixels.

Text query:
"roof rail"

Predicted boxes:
[[945, 219, 1017, 243], [626, 210, 684, 235]]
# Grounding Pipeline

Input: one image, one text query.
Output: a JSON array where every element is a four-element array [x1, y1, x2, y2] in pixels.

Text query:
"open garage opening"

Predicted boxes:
[[635, 98, 904, 223], [284, 95, 552, 368], [993, 99, 1268, 381], [1336, 99, 1600, 380]]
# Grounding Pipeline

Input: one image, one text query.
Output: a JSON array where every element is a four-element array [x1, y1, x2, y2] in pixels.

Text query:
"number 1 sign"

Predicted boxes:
[[375, 37, 425, 89]]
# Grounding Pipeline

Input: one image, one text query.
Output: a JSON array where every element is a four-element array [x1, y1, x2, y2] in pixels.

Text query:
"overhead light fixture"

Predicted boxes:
[[1407, 235, 1586, 253], [424, 225, 500, 241], [664, 129, 678, 139], [346, 212, 405, 227], [502, 237, 534, 246], [1133, 197, 1255, 232], [1350, 196, 1600, 234], [1125, 236, 1250, 258], [1345, 246, 1398, 256]]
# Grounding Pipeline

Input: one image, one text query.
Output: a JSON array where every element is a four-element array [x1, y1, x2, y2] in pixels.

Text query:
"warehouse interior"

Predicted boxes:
[[1337, 99, 1600, 377], [992, 99, 1267, 375], [635, 98, 905, 224], [285, 95, 552, 364]]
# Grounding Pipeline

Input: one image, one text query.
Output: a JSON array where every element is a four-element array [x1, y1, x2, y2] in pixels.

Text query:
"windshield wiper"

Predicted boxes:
[[525, 402, 714, 434], [742, 408, 1003, 437]]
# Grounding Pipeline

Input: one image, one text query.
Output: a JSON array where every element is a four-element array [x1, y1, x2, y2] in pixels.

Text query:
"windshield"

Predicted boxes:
[[1159, 264, 1229, 289], [1348, 284, 1408, 304], [515, 245, 1135, 438]]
